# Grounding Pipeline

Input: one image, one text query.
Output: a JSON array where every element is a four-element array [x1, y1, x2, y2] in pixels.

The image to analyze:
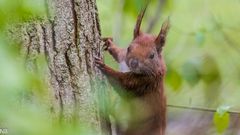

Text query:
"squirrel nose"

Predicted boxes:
[[130, 59, 139, 69]]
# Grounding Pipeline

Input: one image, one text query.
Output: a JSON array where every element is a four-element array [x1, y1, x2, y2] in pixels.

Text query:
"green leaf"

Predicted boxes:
[[200, 55, 220, 84], [181, 61, 201, 86], [213, 105, 231, 133], [216, 105, 231, 116], [166, 67, 182, 91], [213, 111, 230, 134]]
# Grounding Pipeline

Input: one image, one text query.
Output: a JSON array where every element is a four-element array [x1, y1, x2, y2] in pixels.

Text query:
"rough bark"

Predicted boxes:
[[20, 0, 111, 134]]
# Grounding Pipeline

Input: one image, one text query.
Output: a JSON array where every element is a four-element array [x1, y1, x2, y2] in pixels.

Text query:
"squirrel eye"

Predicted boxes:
[[149, 53, 154, 59]]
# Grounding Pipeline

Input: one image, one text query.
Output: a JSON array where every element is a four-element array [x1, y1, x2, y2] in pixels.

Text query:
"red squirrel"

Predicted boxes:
[[95, 6, 170, 135]]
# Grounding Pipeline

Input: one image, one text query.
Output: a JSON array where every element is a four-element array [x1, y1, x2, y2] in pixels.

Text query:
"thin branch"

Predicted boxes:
[[167, 104, 240, 115]]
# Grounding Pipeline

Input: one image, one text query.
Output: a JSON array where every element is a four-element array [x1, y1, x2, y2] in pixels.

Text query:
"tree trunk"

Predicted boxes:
[[21, 0, 111, 134]]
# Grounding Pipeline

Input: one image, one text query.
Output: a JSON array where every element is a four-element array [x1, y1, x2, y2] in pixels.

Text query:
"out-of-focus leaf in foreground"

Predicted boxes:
[[213, 105, 231, 134], [166, 67, 182, 91], [181, 60, 201, 86]]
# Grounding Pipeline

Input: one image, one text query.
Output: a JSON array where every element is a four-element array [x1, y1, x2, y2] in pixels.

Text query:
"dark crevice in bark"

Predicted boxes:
[[41, 24, 49, 63], [71, 0, 82, 68], [70, 0, 78, 47], [51, 22, 57, 54], [64, 51, 74, 76], [26, 31, 32, 61], [64, 50, 76, 107], [85, 49, 92, 75], [36, 36, 41, 53]]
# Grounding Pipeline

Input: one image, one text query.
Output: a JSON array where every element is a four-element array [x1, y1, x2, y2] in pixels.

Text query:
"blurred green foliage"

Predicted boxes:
[[0, 0, 45, 29]]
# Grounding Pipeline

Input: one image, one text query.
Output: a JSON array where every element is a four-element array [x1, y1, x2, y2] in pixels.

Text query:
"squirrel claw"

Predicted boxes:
[[94, 57, 105, 68], [103, 45, 108, 51], [102, 37, 113, 51]]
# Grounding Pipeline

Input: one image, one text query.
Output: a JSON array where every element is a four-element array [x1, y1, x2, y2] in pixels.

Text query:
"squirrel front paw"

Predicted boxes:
[[102, 37, 114, 51], [95, 57, 106, 71]]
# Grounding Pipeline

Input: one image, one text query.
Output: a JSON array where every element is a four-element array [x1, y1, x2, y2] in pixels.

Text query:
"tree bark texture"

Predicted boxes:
[[21, 0, 111, 134]]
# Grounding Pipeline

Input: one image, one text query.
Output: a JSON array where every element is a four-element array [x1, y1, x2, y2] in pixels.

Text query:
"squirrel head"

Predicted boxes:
[[126, 7, 170, 76]]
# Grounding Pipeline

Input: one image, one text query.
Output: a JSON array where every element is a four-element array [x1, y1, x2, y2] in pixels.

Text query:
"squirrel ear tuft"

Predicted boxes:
[[155, 18, 170, 52], [133, 4, 148, 39]]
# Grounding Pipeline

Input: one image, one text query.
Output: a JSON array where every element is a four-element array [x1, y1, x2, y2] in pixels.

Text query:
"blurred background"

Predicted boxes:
[[0, 0, 240, 134]]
